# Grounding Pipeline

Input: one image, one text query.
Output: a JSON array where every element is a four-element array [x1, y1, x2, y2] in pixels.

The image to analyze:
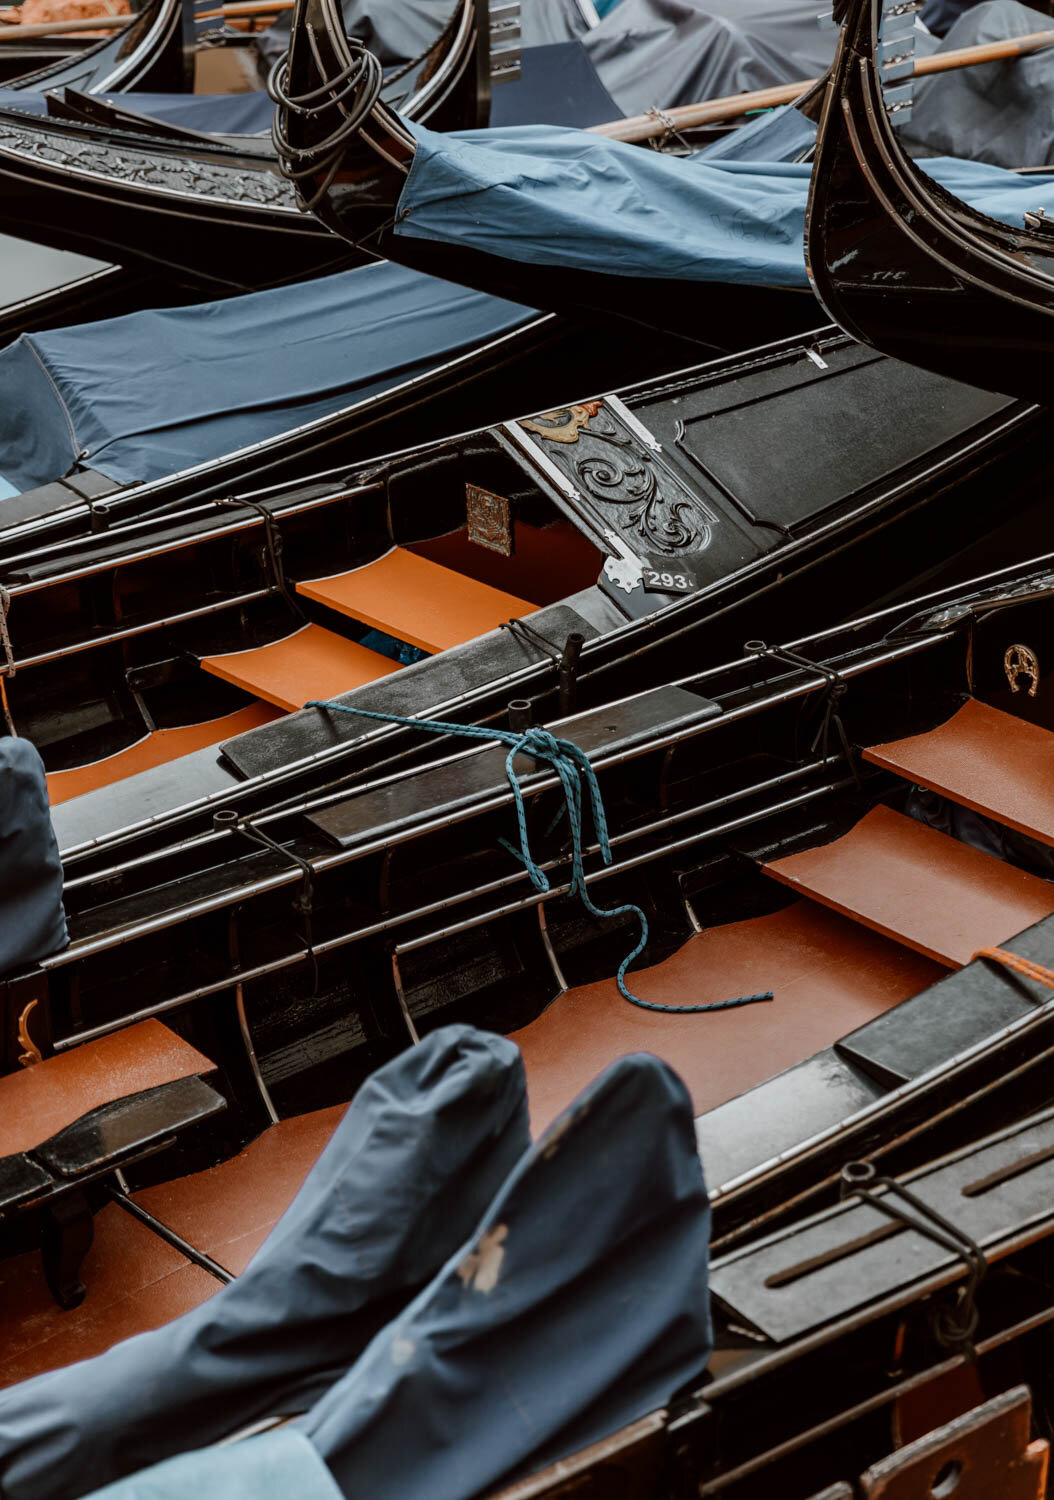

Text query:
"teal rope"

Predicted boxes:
[[306, 699, 773, 1015]]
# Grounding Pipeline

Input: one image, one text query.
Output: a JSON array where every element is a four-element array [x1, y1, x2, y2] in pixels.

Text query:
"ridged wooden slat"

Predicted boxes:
[[763, 804, 1054, 968], [864, 699, 1054, 848], [201, 623, 397, 712], [296, 547, 537, 655]]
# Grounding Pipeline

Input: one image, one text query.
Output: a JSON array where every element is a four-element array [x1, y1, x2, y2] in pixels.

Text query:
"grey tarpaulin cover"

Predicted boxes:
[[582, 0, 836, 116], [0, 737, 67, 975], [257, 0, 593, 74], [0, 1026, 530, 1500], [81, 1051, 711, 1500], [902, 0, 1054, 167]]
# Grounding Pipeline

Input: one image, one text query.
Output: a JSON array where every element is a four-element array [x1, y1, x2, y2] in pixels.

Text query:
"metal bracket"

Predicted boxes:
[[878, 32, 916, 81], [490, 1, 521, 84], [882, 80, 914, 124]]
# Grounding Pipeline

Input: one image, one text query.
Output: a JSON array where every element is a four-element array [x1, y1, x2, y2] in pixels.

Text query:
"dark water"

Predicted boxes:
[[0, 231, 107, 304]]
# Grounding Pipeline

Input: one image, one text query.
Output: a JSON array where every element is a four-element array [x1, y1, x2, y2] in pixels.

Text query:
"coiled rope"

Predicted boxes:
[[307, 697, 773, 1015], [269, 37, 386, 211]]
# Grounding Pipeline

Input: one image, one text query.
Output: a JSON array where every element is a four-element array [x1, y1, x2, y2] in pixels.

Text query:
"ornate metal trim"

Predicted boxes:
[[517, 399, 716, 558], [17, 998, 43, 1068], [1004, 643, 1040, 697], [0, 121, 299, 212], [466, 483, 513, 555]]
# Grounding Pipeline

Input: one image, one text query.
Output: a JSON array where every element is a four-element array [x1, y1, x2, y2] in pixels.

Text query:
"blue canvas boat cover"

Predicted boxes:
[[0, 737, 67, 975], [81, 1051, 711, 1500], [0, 1026, 530, 1500], [0, 89, 275, 133], [693, 102, 816, 162], [395, 121, 1054, 290], [490, 41, 622, 128], [0, 262, 533, 493]]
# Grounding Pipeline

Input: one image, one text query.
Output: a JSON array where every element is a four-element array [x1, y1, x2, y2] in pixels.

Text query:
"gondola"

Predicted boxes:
[[7, 556, 1054, 1500], [0, 0, 493, 287], [0, 0, 189, 91], [805, 0, 1054, 400], [0, 322, 1045, 832], [271, 0, 1054, 355]]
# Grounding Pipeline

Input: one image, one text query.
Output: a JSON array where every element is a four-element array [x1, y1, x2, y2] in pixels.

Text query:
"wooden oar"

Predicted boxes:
[[194, 1, 286, 17], [0, 0, 281, 32], [0, 11, 131, 35], [591, 27, 1054, 143]]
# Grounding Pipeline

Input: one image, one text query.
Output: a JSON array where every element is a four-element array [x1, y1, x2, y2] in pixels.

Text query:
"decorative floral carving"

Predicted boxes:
[[0, 121, 298, 210], [521, 400, 712, 558], [521, 401, 603, 444]]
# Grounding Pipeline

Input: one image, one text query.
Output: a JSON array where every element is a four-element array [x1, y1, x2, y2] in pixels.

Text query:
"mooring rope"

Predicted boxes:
[[0, 586, 16, 737], [307, 697, 773, 1015]]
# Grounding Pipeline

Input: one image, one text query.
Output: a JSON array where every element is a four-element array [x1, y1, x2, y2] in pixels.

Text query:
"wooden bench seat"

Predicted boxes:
[[864, 699, 1054, 848], [201, 623, 398, 712], [296, 548, 537, 655], [0, 1105, 345, 1387], [46, 704, 281, 806], [762, 804, 1054, 968], [0, 1022, 222, 1308], [0, 1019, 214, 1159]]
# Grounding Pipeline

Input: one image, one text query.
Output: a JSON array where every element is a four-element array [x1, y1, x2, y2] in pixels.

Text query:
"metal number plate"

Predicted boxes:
[[642, 567, 696, 595]]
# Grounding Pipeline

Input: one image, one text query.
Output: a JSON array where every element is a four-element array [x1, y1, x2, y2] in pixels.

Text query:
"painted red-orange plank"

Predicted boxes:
[[0, 1106, 345, 1388], [764, 804, 1054, 968], [46, 702, 281, 805], [865, 699, 1054, 848], [0, 1020, 214, 1159], [296, 547, 537, 655], [202, 623, 397, 712], [512, 900, 942, 1135]]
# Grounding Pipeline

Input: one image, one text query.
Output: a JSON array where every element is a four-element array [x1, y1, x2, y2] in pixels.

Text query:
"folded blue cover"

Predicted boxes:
[[301, 1050, 711, 1499], [0, 1026, 530, 1500], [394, 118, 1054, 290], [0, 737, 67, 974], [0, 261, 533, 492]]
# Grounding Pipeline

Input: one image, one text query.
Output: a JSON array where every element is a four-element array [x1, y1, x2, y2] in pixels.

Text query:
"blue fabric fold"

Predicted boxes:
[[0, 1026, 530, 1500], [84, 1429, 343, 1500], [79, 1051, 711, 1500], [0, 261, 533, 492], [0, 737, 67, 974], [301, 1051, 712, 1499], [395, 121, 1054, 291], [0, 89, 274, 134]]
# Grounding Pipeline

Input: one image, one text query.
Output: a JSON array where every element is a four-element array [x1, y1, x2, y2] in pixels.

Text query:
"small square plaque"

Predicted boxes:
[[466, 483, 513, 555]]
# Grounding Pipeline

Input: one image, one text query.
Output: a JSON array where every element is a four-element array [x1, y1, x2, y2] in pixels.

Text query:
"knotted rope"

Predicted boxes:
[[307, 698, 773, 1015]]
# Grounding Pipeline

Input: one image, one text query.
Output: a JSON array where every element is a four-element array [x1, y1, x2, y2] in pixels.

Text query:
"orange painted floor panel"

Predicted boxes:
[[201, 623, 397, 712], [46, 703, 282, 805], [764, 804, 1054, 968], [512, 899, 943, 1135], [865, 699, 1054, 848], [296, 547, 537, 655], [0, 1020, 213, 1159], [0, 1105, 345, 1389]]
